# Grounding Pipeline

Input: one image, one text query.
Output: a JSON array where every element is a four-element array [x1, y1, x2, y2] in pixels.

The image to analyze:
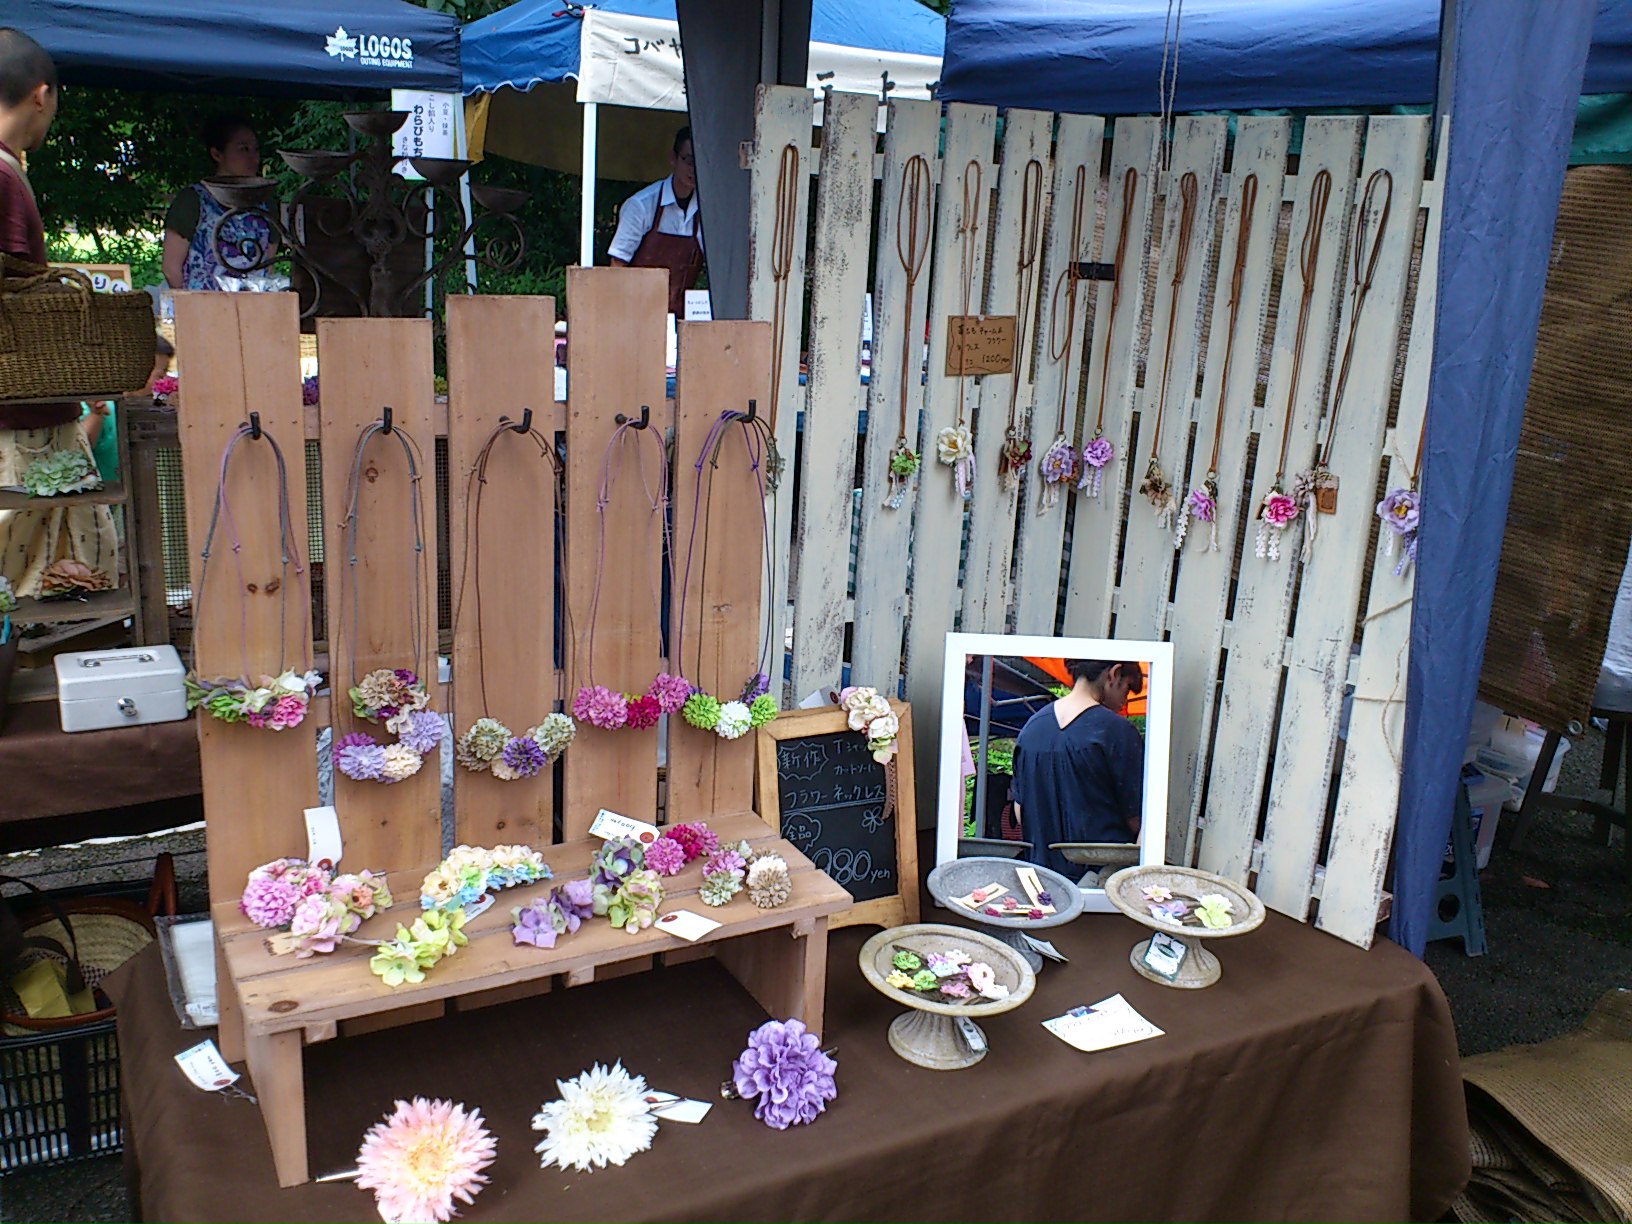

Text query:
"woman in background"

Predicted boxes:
[[162, 115, 273, 291]]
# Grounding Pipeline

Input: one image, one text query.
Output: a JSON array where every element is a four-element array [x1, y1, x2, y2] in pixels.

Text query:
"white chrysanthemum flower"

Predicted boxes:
[[532, 1061, 657, 1172], [714, 700, 752, 740], [380, 744, 423, 783]]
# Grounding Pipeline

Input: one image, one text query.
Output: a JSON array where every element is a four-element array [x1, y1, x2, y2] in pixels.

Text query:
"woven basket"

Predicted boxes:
[[0, 257, 156, 401]]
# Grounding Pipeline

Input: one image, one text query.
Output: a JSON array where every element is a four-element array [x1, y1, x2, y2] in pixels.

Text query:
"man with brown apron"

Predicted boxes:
[[607, 126, 704, 316]]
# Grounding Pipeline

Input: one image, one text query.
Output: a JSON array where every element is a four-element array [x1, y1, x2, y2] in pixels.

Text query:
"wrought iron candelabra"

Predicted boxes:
[[203, 110, 526, 319]]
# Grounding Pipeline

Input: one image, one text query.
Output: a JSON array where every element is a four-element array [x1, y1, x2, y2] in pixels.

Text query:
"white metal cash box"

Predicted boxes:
[[54, 645, 188, 733]]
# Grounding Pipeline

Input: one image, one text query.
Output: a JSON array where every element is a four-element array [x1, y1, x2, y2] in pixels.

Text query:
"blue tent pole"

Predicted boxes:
[[1392, 0, 1596, 956]]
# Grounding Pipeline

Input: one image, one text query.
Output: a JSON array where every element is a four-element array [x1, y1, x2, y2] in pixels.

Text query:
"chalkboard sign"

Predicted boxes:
[[756, 701, 919, 930]]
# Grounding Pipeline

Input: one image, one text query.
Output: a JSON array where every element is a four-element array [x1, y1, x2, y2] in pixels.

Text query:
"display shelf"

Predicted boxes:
[[212, 809, 851, 1187], [9, 588, 136, 627], [0, 482, 127, 511]]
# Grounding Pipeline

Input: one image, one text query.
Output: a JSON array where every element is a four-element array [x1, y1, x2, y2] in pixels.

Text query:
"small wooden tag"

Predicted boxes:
[[1314, 470, 1339, 514]]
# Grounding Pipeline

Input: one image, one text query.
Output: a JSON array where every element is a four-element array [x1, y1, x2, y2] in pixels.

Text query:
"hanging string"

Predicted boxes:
[[764, 143, 799, 490], [1036, 163, 1089, 511], [1077, 166, 1139, 502], [936, 159, 983, 502], [998, 157, 1045, 491], [1254, 167, 1332, 561], [1315, 168, 1394, 473], [1137, 169, 1198, 529], [1175, 171, 1258, 552], [1156, 0, 1187, 174], [886, 152, 932, 510]]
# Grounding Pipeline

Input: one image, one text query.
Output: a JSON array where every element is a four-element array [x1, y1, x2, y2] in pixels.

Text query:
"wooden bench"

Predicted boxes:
[[214, 811, 850, 1186]]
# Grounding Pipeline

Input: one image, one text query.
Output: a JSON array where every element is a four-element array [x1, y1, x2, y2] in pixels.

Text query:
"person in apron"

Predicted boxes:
[[162, 115, 275, 291], [607, 127, 705, 316]]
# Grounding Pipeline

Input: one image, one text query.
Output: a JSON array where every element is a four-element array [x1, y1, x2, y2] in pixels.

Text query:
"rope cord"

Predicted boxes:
[[1047, 164, 1090, 430], [1316, 167, 1394, 469], [1008, 157, 1045, 435], [1204, 172, 1260, 475], [767, 143, 800, 435], [894, 153, 932, 446], [1092, 167, 1140, 436], [1273, 168, 1334, 482], [1146, 170, 1199, 459], [953, 158, 984, 428]]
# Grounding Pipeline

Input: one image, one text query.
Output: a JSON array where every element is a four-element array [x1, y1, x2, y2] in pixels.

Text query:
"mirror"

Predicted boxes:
[[938, 633, 1173, 914]]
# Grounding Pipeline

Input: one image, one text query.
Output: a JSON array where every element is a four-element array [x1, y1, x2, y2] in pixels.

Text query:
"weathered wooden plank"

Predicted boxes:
[[668, 321, 772, 824], [902, 101, 998, 822], [1062, 116, 1161, 636], [1313, 116, 1441, 945], [850, 98, 941, 690], [1256, 116, 1429, 921], [318, 318, 441, 877], [1196, 117, 1366, 885], [1165, 118, 1292, 867], [1011, 113, 1105, 636], [563, 267, 670, 832], [1116, 117, 1228, 640], [961, 108, 1053, 634], [744, 85, 815, 692], [446, 296, 560, 848], [789, 89, 877, 699]]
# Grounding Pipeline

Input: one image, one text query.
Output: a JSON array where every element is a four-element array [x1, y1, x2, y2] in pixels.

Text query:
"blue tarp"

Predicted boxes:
[[1393, 0, 1598, 956], [15, 0, 461, 97], [462, 0, 945, 95], [940, 0, 1632, 115]]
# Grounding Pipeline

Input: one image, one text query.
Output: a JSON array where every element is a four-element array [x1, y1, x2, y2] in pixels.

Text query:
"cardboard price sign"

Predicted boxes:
[[944, 315, 1017, 376]]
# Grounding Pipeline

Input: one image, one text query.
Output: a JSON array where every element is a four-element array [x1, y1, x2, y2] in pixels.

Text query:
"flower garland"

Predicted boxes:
[[420, 843, 551, 911], [573, 672, 690, 731], [731, 1019, 837, 1129], [453, 417, 578, 779], [838, 686, 901, 764], [354, 1098, 495, 1224], [368, 908, 468, 986], [21, 449, 99, 497], [680, 673, 778, 740], [238, 858, 393, 958], [532, 1062, 657, 1172], [185, 420, 318, 732]]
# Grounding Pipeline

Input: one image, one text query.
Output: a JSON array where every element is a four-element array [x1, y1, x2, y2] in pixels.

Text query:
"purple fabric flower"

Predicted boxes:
[[393, 669, 418, 686], [1040, 438, 1078, 483], [511, 900, 560, 949], [501, 735, 547, 778], [648, 672, 692, 715], [337, 732, 377, 752], [558, 878, 594, 924], [240, 874, 299, 929], [732, 1018, 837, 1130], [337, 736, 387, 782], [1148, 899, 1190, 923], [572, 684, 629, 730], [645, 836, 687, 877], [1083, 436, 1114, 468], [301, 375, 319, 406], [1376, 487, 1419, 535], [703, 849, 746, 879], [741, 672, 771, 702], [591, 838, 641, 891], [398, 710, 445, 756], [1186, 486, 1217, 523]]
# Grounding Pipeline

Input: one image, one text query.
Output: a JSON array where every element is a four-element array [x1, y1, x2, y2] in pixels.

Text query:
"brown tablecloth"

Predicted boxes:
[[109, 910, 1469, 1223], [0, 701, 200, 846]]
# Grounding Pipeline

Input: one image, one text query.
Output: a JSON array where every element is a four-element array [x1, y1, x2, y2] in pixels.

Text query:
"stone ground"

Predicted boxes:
[[2, 734, 1628, 1222]]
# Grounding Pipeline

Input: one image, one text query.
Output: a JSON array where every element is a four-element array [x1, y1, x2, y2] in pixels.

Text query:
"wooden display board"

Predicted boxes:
[[756, 701, 919, 930]]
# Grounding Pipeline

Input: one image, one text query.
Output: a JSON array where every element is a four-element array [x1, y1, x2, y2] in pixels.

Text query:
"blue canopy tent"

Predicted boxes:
[[19, 0, 461, 97], [939, 0, 1632, 955]]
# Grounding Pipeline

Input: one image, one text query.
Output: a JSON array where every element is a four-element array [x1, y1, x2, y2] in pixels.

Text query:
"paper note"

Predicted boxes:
[[656, 910, 722, 942], [588, 809, 661, 846], [1021, 934, 1068, 963], [944, 315, 1017, 375], [1042, 995, 1164, 1053], [1142, 931, 1188, 981], [175, 1039, 241, 1092], [644, 1091, 713, 1123], [303, 805, 343, 871]]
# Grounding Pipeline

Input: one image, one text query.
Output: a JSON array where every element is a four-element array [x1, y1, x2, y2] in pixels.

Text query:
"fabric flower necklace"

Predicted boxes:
[[998, 157, 1044, 494], [334, 414, 441, 785], [935, 159, 983, 502], [571, 411, 690, 730], [674, 407, 780, 738], [885, 152, 931, 510], [1255, 168, 1333, 562], [1295, 167, 1394, 563], [452, 417, 576, 780], [1077, 166, 1139, 504], [1137, 169, 1199, 531], [183, 419, 321, 730], [1376, 409, 1424, 577], [1038, 163, 1090, 511], [1175, 172, 1258, 553]]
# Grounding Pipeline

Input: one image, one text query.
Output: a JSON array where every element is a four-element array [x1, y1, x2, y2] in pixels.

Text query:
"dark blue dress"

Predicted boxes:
[[1011, 703, 1145, 878]]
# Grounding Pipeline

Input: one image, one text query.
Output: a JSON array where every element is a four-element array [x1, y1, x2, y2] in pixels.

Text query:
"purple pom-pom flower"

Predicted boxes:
[[240, 874, 299, 928], [501, 735, 547, 778], [648, 672, 692, 716], [645, 836, 686, 877], [703, 849, 746, 879], [397, 710, 445, 756], [572, 684, 629, 730], [731, 1018, 837, 1129], [1376, 487, 1419, 535], [1186, 486, 1217, 523], [336, 733, 387, 782], [1083, 436, 1114, 468], [740, 672, 771, 702]]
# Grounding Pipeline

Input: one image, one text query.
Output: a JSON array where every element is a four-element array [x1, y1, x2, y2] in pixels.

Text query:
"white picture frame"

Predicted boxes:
[[938, 632, 1174, 913]]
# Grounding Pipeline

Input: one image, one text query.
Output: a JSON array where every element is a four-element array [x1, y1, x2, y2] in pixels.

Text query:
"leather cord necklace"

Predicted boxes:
[[1079, 166, 1139, 502], [936, 160, 983, 502], [1037, 163, 1089, 512], [1137, 169, 1198, 530], [885, 153, 932, 511], [998, 158, 1044, 493]]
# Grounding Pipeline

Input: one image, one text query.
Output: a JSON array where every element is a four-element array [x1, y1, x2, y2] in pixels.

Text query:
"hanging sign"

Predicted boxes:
[[390, 90, 461, 181], [51, 263, 133, 293], [944, 315, 1017, 376]]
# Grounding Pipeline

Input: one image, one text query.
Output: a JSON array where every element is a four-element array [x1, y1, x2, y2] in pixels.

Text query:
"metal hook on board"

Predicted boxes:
[[740, 399, 758, 423], [380, 405, 394, 435], [247, 411, 262, 440], [506, 407, 533, 434], [615, 404, 651, 430]]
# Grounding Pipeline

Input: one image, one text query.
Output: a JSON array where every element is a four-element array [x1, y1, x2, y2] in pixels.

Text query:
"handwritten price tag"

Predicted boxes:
[[944, 315, 1017, 376]]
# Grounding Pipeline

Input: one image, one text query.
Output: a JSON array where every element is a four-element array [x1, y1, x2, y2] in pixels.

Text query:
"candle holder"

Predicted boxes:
[[201, 111, 526, 320]]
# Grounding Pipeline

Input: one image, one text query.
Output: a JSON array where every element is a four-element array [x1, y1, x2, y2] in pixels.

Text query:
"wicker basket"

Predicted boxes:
[[0, 257, 156, 401]]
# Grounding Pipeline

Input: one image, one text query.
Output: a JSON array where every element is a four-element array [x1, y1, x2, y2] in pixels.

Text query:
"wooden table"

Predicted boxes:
[[212, 811, 850, 1186]]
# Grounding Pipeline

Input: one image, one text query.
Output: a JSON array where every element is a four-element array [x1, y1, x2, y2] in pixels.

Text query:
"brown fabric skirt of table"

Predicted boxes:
[[109, 902, 1470, 1222]]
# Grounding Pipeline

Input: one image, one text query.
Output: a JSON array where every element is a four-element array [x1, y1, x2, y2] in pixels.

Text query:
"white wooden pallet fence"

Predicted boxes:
[[747, 87, 1439, 948]]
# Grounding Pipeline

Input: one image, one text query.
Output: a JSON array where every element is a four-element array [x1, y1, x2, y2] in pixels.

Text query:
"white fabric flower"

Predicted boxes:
[[532, 1062, 657, 1172], [715, 700, 752, 740], [936, 424, 973, 464], [489, 756, 520, 781], [380, 744, 423, 783], [746, 854, 788, 887], [867, 711, 900, 740]]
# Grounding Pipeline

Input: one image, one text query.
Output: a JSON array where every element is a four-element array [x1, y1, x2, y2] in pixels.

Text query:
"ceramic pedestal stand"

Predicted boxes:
[[1102, 865, 1266, 989], [859, 924, 1035, 1070], [925, 856, 1084, 972]]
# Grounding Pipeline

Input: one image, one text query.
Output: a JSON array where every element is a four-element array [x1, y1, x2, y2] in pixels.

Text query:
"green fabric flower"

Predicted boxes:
[[748, 694, 779, 728], [699, 869, 742, 907], [421, 906, 467, 952], [1194, 894, 1235, 930], [369, 941, 425, 987], [21, 449, 97, 497], [682, 692, 721, 730], [892, 950, 922, 973], [911, 969, 939, 991], [530, 712, 576, 759], [204, 690, 246, 722], [889, 447, 921, 478]]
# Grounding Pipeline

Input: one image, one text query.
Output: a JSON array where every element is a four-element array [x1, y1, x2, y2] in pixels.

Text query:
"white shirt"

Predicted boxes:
[[607, 175, 703, 263]]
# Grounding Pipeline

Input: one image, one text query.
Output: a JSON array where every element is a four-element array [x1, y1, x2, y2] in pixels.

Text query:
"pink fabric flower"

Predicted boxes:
[[1262, 492, 1299, 526], [645, 836, 686, 877], [240, 874, 298, 928], [572, 684, 629, 730], [1083, 435, 1114, 468], [265, 694, 306, 730], [355, 1098, 496, 1224], [287, 894, 348, 957], [1186, 487, 1217, 523], [667, 822, 719, 863], [624, 693, 661, 730], [648, 672, 692, 715]]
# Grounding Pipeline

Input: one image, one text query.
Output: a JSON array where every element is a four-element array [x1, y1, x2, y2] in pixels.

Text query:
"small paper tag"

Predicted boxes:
[[303, 805, 343, 872], [463, 894, 496, 920], [952, 882, 1009, 912], [1021, 934, 1068, 963], [644, 1091, 713, 1123], [175, 1039, 241, 1092], [656, 910, 722, 942], [589, 809, 661, 846], [1142, 931, 1188, 981], [1314, 469, 1339, 514], [1042, 995, 1164, 1052]]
